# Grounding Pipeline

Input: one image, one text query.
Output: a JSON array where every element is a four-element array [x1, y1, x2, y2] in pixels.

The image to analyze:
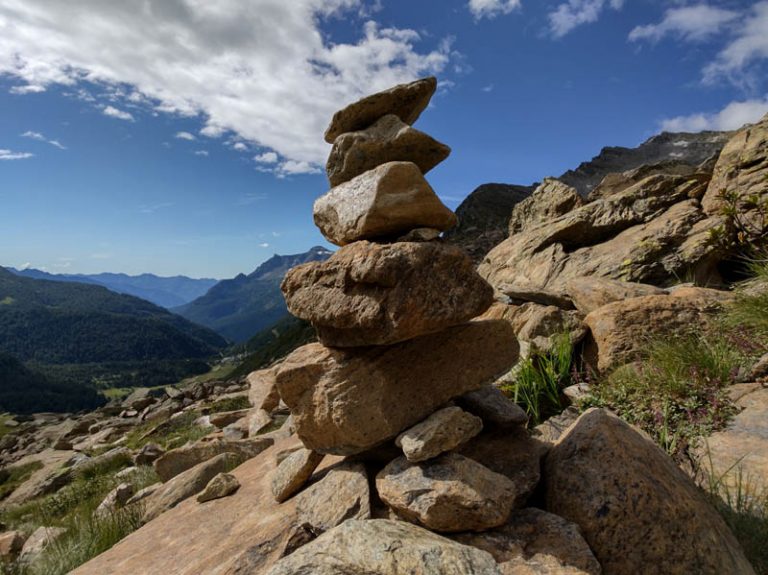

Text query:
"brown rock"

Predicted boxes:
[[275, 320, 519, 455], [267, 519, 502, 575], [271, 448, 325, 503], [0, 531, 25, 559], [583, 287, 732, 373], [327, 114, 451, 186], [197, 472, 240, 503], [208, 409, 249, 429], [314, 162, 457, 246], [134, 442, 164, 466], [19, 526, 66, 563], [545, 408, 755, 575], [144, 452, 242, 522], [323, 76, 437, 143], [564, 277, 666, 314], [377, 453, 519, 533], [452, 508, 601, 575], [282, 241, 493, 347], [498, 283, 575, 309], [589, 160, 705, 201], [455, 385, 529, 429], [296, 461, 371, 531], [508, 179, 584, 235], [396, 406, 483, 462], [95, 482, 134, 517], [154, 437, 273, 482], [247, 367, 281, 413]]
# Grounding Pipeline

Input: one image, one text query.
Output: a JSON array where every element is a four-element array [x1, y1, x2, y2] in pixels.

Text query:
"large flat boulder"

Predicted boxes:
[[282, 240, 493, 347], [324, 76, 437, 143], [326, 114, 450, 186], [545, 408, 755, 575], [267, 519, 502, 575], [314, 162, 457, 246], [275, 320, 519, 455]]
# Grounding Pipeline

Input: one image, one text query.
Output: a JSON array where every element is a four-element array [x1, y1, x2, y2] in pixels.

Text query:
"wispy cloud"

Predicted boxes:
[[237, 192, 268, 206], [629, 5, 739, 44], [175, 131, 196, 141], [89, 252, 113, 260], [548, 0, 624, 38], [138, 202, 174, 214], [102, 105, 134, 121], [661, 98, 768, 132], [0, 149, 34, 161], [21, 130, 66, 149], [258, 242, 270, 248], [482, 84, 494, 93], [468, 0, 521, 20], [194, 150, 209, 157]]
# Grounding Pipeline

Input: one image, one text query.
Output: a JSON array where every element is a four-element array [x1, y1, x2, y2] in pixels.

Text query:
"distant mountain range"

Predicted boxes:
[[0, 266, 226, 364], [174, 246, 333, 343], [8, 268, 218, 308]]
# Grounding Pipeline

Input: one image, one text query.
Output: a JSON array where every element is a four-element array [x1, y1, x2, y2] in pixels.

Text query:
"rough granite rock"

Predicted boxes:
[[327, 114, 451, 186], [197, 472, 240, 503], [583, 287, 732, 373], [396, 406, 483, 462], [455, 385, 529, 429], [0, 531, 25, 559], [588, 160, 705, 201], [564, 277, 666, 315], [134, 442, 165, 466], [271, 448, 325, 503], [95, 482, 134, 517], [314, 162, 457, 246], [452, 508, 602, 575], [377, 453, 520, 532], [295, 461, 371, 532], [153, 437, 273, 482], [275, 320, 519, 455], [546, 408, 755, 575], [19, 526, 67, 563], [247, 367, 281, 413], [267, 519, 502, 575], [324, 76, 437, 143], [508, 179, 584, 235], [282, 240, 493, 347], [144, 452, 242, 522]]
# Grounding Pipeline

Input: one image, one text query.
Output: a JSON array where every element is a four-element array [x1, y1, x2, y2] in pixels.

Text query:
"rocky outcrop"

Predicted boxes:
[[546, 409, 755, 575], [509, 179, 584, 235], [282, 240, 493, 347], [563, 277, 665, 314]]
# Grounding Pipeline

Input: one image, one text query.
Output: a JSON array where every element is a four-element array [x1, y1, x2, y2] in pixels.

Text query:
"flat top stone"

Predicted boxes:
[[324, 77, 437, 143]]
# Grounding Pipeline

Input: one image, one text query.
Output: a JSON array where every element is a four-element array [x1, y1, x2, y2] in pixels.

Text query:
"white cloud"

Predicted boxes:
[[548, 0, 624, 38], [275, 159, 322, 177], [21, 130, 66, 149], [660, 98, 768, 132], [481, 83, 494, 92], [0, 1, 453, 173], [629, 5, 739, 44], [194, 150, 209, 156], [254, 151, 278, 164], [0, 148, 33, 160], [258, 242, 270, 248], [232, 142, 248, 152], [468, 0, 521, 20], [19, 262, 31, 270], [703, 1, 768, 84], [102, 105, 134, 121], [175, 131, 196, 141]]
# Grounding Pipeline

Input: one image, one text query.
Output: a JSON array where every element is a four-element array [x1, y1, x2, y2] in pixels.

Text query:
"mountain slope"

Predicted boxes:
[[0, 266, 227, 364], [10, 268, 218, 308], [175, 246, 332, 343]]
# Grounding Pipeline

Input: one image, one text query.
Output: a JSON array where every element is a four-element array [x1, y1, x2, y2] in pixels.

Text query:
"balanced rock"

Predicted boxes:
[[546, 408, 755, 575], [275, 320, 519, 455], [324, 76, 437, 143], [396, 406, 483, 462], [271, 447, 324, 503], [327, 114, 451, 186], [282, 240, 493, 347], [296, 461, 371, 532], [197, 472, 240, 503], [313, 162, 457, 246], [267, 519, 502, 575], [376, 453, 518, 532]]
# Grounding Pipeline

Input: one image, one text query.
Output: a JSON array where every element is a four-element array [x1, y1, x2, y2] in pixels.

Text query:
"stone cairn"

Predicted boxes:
[[271, 77, 536, 534]]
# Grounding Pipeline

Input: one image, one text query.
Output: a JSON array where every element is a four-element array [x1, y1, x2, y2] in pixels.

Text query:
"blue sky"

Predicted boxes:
[[1, 0, 766, 278]]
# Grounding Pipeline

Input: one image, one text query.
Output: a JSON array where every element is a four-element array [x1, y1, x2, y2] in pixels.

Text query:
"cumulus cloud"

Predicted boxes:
[[703, 1, 768, 84], [0, 148, 33, 160], [661, 98, 768, 132], [0, 1, 452, 171], [102, 105, 134, 121], [629, 5, 739, 44], [232, 142, 248, 152], [21, 130, 66, 149], [548, 0, 624, 38], [175, 131, 196, 141], [254, 152, 279, 164], [468, 0, 521, 20]]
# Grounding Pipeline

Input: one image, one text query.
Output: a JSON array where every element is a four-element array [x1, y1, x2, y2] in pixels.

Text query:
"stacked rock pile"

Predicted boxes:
[[272, 77, 539, 535]]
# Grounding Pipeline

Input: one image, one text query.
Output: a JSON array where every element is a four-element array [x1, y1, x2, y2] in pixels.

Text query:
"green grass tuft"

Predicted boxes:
[[124, 410, 212, 451], [0, 461, 44, 501]]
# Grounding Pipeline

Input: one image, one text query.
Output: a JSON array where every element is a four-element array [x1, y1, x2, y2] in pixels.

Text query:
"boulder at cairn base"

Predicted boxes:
[[326, 114, 451, 186], [323, 76, 437, 143], [282, 240, 493, 347], [267, 519, 502, 575], [376, 452, 519, 533], [545, 408, 755, 575], [275, 320, 519, 455], [314, 161, 457, 246]]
